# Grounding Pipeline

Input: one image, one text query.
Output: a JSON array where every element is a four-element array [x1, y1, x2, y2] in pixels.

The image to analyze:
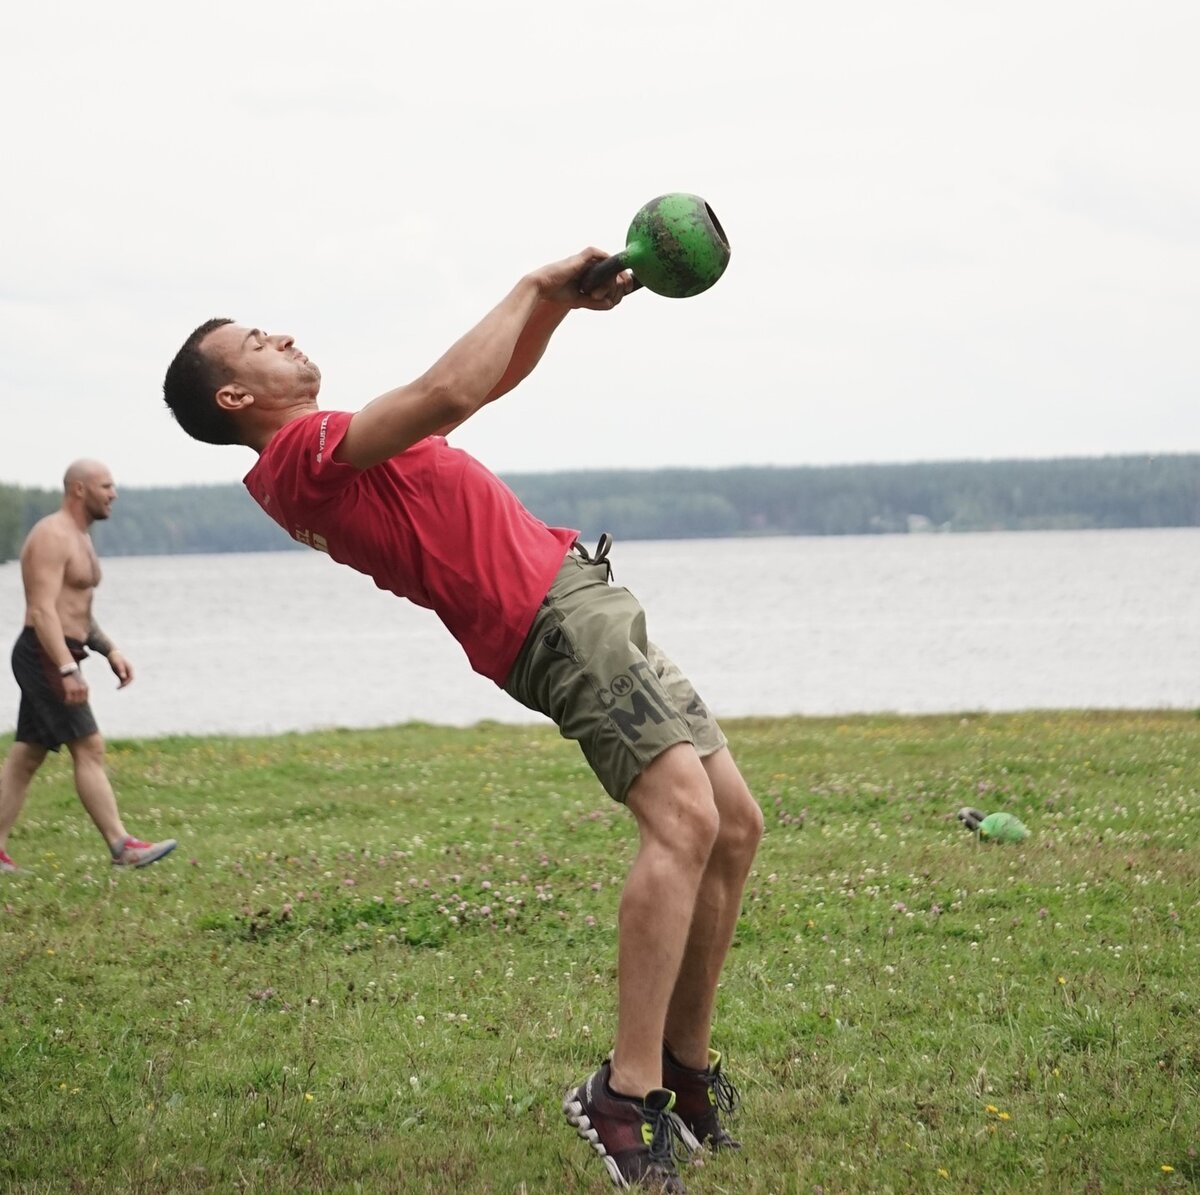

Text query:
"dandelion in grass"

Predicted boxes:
[[1162, 1165, 1174, 1173]]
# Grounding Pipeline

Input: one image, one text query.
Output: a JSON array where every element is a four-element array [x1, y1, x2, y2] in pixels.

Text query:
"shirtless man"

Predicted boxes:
[[0, 460, 176, 874]]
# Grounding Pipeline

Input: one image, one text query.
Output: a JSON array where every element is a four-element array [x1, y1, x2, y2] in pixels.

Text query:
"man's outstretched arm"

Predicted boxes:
[[334, 248, 631, 470]]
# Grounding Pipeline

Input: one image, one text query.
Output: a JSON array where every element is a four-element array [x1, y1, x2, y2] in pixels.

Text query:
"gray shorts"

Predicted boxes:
[[11, 627, 98, 751], [503, 548, 726, 802]]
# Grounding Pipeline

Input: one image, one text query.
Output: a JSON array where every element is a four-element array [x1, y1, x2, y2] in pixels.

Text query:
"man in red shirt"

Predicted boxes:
[[163, 248, 763, 1193]]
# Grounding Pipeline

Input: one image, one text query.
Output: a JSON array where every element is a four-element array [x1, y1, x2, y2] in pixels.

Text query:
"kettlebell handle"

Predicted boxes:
[[578, 253, 643, 296]]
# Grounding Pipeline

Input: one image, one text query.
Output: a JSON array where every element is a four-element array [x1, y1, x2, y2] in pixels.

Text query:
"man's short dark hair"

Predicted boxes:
[[163, 318, 240, 445]]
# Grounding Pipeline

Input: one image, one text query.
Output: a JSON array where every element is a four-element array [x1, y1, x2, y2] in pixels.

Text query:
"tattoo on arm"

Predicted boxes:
[[86, 621, 115, 657]]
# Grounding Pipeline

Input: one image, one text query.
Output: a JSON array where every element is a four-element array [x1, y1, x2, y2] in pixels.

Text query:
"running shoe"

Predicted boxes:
[[563, 1060, 699, 1191], [661, 1046, 742, 1150], [111, 836, 177, 868], [0, 847, 23, 875]]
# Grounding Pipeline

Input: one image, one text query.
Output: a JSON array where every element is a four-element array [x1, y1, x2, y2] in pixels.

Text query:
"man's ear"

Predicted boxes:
[[216, 385, 254, 413]]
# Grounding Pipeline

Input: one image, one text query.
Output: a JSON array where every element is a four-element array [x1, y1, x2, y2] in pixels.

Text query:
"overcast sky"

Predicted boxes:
[[2, 1, 1196, 490]]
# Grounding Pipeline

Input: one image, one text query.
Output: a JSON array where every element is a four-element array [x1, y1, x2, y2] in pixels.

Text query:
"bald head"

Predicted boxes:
[[62, 460, 117, 524], [63, 459, 111, 491]]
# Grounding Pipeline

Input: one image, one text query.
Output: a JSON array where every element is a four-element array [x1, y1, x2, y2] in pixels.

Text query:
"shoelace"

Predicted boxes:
[[646, 1104, 695, 1169], [709, 1066, 741, 1119]]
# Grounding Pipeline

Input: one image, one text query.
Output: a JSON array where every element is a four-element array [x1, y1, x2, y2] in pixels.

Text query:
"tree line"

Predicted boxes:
[[1, 454, 1196, 563]]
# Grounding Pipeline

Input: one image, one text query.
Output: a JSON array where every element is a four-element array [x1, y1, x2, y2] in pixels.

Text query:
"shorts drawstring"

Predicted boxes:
[[573, 532, 614, 581]]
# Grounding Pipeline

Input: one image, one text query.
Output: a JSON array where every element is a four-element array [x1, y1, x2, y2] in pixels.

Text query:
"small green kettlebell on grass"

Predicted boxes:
[[957, 807, 1031, 844]]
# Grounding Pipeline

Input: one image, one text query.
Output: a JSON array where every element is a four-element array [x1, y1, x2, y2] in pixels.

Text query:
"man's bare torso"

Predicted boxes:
[[21, 511, 101, 642]]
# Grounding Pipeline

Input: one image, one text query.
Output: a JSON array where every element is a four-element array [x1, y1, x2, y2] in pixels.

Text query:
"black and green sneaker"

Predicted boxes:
[[564, 1060, 700, 1191], [661, 1046, 742, 1151]]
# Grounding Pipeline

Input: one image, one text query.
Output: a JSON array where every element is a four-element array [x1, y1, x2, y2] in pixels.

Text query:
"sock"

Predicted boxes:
[[664, 1042, 708, 1074], [605, 1075, 647, 1104]]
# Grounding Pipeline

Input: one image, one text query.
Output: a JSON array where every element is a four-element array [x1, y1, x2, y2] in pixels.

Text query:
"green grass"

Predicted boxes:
[[1, 710, 1198, 1193]]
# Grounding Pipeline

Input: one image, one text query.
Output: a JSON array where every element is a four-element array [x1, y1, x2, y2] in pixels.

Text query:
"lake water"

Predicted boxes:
[[0, 528, 1195, 740]]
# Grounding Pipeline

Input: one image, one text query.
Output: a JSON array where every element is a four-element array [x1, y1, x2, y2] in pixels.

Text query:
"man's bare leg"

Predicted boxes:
[[0, 742, 49, 850], [608, 743, 720, 1098], [66, 733, 126, 848], [663, 747, 763, 1067]]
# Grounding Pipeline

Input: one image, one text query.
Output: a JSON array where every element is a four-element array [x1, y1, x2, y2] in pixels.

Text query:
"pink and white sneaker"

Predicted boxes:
[[0, 847, 23, 875], [110, 836, 177, 868]]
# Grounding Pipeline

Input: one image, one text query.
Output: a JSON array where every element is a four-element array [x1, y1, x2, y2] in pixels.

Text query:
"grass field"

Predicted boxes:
[[1, 710, 1197, 1194]]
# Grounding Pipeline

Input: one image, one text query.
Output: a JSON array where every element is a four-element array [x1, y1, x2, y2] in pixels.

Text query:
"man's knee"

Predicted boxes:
[[628, 744, 721, 867], [678, 789, 722, 867], [6, 741, 48, 780], [718, 789, 764, 865], [67, 733, 106, 765], [705, 754, 764, 865]]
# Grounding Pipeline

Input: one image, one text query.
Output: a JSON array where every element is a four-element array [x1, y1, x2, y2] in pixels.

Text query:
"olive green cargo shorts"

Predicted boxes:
[[503, 550, 727, 802]]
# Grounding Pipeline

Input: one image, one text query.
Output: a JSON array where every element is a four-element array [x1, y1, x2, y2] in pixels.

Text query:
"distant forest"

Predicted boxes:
[[1, 453, 1196, 563]]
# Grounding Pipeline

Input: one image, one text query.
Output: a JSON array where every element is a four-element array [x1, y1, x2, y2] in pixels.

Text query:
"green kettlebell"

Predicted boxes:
[[579, 193, 731, 298], [978, 812, 1030, 844], [957, 807, 1031, 844]]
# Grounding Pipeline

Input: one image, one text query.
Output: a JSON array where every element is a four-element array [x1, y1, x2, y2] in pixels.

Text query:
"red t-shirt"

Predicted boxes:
[[244, 410, 578, 684]]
